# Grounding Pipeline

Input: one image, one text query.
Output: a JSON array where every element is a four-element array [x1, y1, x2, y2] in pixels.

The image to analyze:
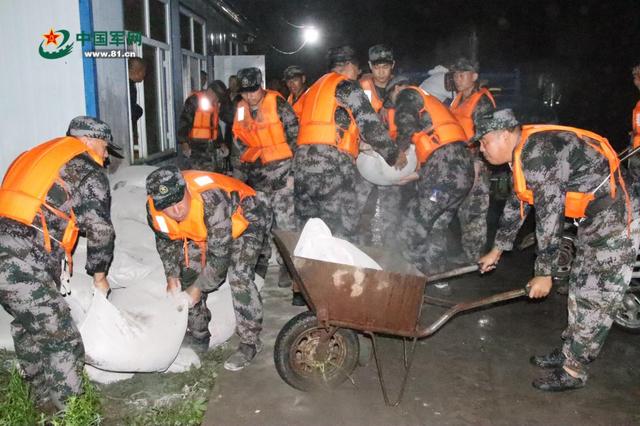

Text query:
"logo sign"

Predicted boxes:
[[39, 28, 74, 59]]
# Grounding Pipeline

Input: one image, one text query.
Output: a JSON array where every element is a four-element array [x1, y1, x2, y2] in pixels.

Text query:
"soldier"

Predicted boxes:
[[294, 45, 402, 241], [283, 65, 308, 119], [631, 63, 640, 150], [0, 116, 118, 410], [177, 83, 229, 173], [449, 57, 496, 263], [476, 109, 639, 391], [231, 67, 298, 287], [146, 166, 271, 371], [386, 79, 474, 274]]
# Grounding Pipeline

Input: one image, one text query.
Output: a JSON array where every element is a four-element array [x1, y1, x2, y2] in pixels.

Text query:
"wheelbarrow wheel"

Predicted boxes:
[[274, 311, 359, 391]]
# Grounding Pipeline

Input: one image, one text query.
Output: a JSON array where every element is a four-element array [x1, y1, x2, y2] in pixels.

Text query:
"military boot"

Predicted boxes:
[[532, 368, 585, 392], [224, 341, 263, 371], [529, 348, 565, 368]]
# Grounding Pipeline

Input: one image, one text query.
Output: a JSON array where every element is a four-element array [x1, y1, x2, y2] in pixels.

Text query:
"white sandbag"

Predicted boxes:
[[293, 219, 382, 270], [356, 145, 418, 186], [79, 289, 188, 372], [419, 65, 451, 102]]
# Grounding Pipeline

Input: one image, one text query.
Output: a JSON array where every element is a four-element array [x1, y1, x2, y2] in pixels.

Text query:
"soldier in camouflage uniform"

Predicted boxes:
[[389, 79, 475, 275], [177, 83, 230, 173], [146, 166, 271, 371], [450, 58, 496, 262], [230, 67, 298, 286], [294, 45, 401, 241], [0, 116, 118, 409], [477, 109, 640, 391]]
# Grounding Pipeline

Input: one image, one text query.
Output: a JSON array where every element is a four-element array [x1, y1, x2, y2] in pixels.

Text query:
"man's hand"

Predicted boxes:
[[527, 276, 553, 299], [93, 272, 110, 295], [393, 150, 408, 170], [166, 277, 181, 294], [478, 248, 503, 274], [180, 142, 191, 158], [185, 285, 202, 307]]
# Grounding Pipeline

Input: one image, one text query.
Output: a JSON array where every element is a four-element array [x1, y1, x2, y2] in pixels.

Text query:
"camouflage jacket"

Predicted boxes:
[[494, 130, 625, 276], [231, 96, 299, 192], [295, 79, 399, 174], [147, 189, 264, 287], [0, 153, 115, 279]]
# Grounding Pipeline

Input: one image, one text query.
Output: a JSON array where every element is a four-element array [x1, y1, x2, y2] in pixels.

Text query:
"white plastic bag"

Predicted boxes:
[[356, 145, 418, 186]]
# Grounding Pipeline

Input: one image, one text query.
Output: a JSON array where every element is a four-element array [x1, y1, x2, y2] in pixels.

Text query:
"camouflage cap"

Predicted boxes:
[[327, 45, 358, 69], [237, 67, 263, 92], [282, 65, 305, 81], [450, 57, 479, 73], [368, 44, 394, 64], [146, 166, 186, 210], [67, 115, 124, 158], [473, 109, 520, 141]]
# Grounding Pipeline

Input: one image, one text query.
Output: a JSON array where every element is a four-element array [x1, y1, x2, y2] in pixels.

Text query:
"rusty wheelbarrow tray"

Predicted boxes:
[[273, 230, 526, 406]]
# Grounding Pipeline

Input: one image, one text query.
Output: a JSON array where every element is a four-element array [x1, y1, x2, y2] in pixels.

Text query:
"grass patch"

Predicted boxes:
[[0, 347, 224, 425]]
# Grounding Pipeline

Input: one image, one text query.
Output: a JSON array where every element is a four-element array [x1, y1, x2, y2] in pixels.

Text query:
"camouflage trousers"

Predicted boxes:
[[560, 197, 640, 380], [356, 176, 404, 247], [181, 194, 272, 345], [178, 141, 229, 173], [294, 146, 359, 241], [263, 177, 296, 270], [457, 155, 490, 262], [399, 145, 474, 274], [0, 229, 83, 405]]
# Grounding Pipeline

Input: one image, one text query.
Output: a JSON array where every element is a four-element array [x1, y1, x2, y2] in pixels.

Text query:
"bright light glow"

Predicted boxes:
[[199, 97, 211, 111], [302, 27, 320, 44]]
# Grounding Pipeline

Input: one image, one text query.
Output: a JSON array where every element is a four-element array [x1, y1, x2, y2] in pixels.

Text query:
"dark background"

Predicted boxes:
[[228, 0, 640, 150]]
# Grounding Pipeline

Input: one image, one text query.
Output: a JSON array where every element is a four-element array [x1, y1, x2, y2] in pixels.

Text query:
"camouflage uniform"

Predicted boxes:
[[0, 116, 117, 406], [294, 46, 398, 241], [177, 90, 230, 173], [485, 111, 640, 382], [146, 167, 271, 346], [393, 87, 474, 274], [450, 58, 496, 262]]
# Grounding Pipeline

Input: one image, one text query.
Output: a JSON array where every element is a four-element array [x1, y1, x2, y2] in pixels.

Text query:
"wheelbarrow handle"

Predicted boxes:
[[425, 264, 479, 283], [417, 285, 529, 338]]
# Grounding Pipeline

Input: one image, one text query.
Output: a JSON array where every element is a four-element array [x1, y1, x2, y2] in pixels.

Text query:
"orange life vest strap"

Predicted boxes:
[[359, 75, 384, 113]]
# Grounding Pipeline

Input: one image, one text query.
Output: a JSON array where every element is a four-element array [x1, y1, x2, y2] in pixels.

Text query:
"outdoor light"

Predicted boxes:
[[302, 27, 319, 44], [199, 96, 211, 111]]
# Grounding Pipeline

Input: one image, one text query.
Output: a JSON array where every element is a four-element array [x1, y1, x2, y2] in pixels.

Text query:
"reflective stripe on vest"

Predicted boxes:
[[450, 88, 496, 140], [633, 100, 640, 149], [232, 90, 292, 164], [359, 75, 384, 113], [404, 87, 467, 164], [0, 136, 103, 270], [513, 125, 627, 220], [148, 171, 256, 267], [297, 72, 361, 158], [287, 89, 308, 119], [189, 92, 220, 141]]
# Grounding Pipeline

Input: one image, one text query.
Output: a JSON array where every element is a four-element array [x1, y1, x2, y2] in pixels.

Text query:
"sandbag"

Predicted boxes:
[[356, 145, 418, 186]]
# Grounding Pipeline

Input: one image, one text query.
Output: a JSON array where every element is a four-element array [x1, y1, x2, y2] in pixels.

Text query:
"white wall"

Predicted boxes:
[[213, 55, 266, 89], [0, 0, 86, 178]]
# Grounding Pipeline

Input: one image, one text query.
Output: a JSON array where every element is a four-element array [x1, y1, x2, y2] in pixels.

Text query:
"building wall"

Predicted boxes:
[[0, 0, 86, 177]]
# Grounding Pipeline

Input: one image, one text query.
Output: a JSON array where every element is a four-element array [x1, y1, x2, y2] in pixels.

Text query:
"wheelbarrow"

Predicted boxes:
[[272, 230, 528, 406]]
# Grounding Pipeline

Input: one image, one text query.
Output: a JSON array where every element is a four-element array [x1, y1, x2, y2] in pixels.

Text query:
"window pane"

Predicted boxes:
[[142, 45, 161, 156], [180, 13, 191, 50], [193, 22, 204, 54], [149, 0, 166, 42], [124, 0, 144, 34]]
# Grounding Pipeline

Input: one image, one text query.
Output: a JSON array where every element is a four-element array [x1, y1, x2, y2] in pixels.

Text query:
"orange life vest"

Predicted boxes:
[[403, 87, 467, 164], [450, 87, 496, 140], [513, 125, 630, 223], [359, 75, 384, 113], [632, 100, 640, 149], [297, 72, 361, 158], [383, 108, 397, 141], [0, 136, 104, 271], [287, 89, 307, 119], [232, 90, 292, 164], [189, 92, 219, 141], [148, 171, 256, 267]]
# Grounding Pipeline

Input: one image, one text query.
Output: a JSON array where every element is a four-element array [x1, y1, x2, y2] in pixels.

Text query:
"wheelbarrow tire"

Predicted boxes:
[[274, 311, 359, 391]]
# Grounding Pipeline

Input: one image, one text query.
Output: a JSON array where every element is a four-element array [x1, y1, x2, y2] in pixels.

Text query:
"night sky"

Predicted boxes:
[[228, 0, 640, 148]]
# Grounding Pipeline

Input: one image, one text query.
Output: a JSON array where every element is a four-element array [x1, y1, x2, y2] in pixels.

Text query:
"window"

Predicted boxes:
[[125, 0, 174, 160], [180, 8, 207, 99]]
